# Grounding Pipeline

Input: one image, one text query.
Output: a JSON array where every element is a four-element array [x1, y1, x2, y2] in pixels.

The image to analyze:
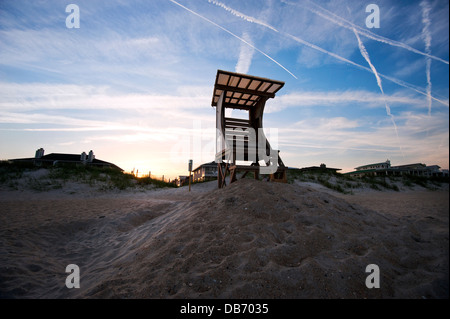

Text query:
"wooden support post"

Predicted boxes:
[[218, 162, 229, 189], [281, 170, 287, 183], [269, 168, 287, 183], [222, 162, 229, 188], [217, 163, 222, 189], [188, 172, 191, 191], [230, 167, 237, 183], [188, 159, 192, 192]]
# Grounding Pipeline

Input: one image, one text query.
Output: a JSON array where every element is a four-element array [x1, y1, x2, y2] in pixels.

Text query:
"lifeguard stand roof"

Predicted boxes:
[[211, 70, 285, 110]]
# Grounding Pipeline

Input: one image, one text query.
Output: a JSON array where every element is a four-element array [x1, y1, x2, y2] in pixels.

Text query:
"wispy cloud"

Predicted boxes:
[[0, 82, 210, 112], [207, 0, 278, 32], [205, 0, 449, 107], [168, 0, 297, 79], [352, 27, 402, 156], [278, 110, 449, 171], [283, 0, 448, 65], [0, 82, 217, 144], [285, 31, 448, 107], [421, 0, 433, 116], [0, 82, 427, 116], [235, 32, 255, 74], [267, 89, 426, 113]]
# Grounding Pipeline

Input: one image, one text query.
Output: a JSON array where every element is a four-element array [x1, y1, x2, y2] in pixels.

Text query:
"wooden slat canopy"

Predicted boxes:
[[211, 70, 285, 109]]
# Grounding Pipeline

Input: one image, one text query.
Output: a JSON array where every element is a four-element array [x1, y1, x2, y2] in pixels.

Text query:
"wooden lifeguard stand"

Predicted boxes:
[[211, 70, 287, 188]]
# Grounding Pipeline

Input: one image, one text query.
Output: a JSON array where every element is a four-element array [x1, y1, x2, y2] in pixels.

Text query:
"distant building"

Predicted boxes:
[[175, 175, 190, 187], [9, 148, 123, 171], [192, 161, 218, 182], [391, 163, 443, 177], [345, 159, 447, 177], [355, 160, 391, 171], [299, 163, 341, 174]]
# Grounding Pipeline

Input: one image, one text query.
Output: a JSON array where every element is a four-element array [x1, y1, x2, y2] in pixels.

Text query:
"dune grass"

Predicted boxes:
[[0, 161, 176, 191], [2, 161, 447, 193], [287, 168, 447, 194]]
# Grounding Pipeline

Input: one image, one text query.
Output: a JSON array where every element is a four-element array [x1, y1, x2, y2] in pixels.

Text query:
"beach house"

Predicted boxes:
[[299, 163, 341, 174], [9, 148, 123, 171], [345, 159, 447, 177], [192, 161, 218, 182]]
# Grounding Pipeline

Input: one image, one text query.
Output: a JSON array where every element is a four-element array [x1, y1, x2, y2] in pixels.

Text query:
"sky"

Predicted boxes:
[[0, 0, 448, 179]]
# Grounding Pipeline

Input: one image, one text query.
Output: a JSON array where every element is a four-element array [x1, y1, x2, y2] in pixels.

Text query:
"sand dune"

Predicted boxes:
[[0, 179, 448, 298]]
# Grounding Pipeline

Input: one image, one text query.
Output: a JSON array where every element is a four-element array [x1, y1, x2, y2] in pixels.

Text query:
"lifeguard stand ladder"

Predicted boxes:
[[211, 70, 287, 189]]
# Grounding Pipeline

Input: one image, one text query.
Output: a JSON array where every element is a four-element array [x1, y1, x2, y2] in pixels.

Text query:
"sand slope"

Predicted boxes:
[[0, 179, 448, 298]]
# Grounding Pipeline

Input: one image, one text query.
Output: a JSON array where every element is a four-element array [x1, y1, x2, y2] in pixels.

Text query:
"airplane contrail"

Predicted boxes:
[[207, 0, 449, 107], [208, 0, 278, 32], [168, 0, 297, 79], [353, 27, 404, 157], [420, 0, 433, 116], [353, 28, 391, 118], [235, 32, 255, 74], [282, 0, 449, 65]]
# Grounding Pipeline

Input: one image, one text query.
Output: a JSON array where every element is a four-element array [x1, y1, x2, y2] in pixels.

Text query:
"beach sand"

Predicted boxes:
[[0, 178, 448, 299]]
